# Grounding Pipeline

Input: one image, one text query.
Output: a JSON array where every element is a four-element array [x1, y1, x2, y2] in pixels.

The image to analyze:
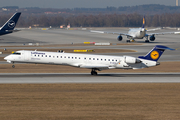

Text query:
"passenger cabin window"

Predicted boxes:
[[13, 52, 21, 55]]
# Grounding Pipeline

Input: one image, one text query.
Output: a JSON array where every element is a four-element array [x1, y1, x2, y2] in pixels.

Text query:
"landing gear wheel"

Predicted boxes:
[[91, 69, 97, 75], [12, 65, 15, 68], [145, 40, 149, 43], [126, 40, 130, 43]]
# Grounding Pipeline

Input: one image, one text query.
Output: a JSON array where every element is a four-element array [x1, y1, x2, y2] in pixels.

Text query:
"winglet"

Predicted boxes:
[[0, 12, 21, 31], [138, 45, 175, 61]]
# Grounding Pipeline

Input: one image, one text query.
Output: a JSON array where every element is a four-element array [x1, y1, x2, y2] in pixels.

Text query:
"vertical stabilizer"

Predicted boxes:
[[0, 12, 21, 31], [138, 45, 175, 61], [142, 16, 145, 28]]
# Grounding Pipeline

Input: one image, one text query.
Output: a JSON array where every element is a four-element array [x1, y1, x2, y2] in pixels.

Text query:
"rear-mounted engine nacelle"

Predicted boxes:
[[117, 35, 123, 41], [124, 56, 141, 64]]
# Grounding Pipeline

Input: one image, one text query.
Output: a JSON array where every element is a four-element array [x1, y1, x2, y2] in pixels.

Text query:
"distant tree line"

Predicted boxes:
[[1, 13, 180, 28], [1, 4, 180, 16], [73, 4, 180, 15]]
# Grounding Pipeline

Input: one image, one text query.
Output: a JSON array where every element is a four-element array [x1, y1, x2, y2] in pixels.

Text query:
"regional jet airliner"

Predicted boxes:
[[4, 45, 174, 75]]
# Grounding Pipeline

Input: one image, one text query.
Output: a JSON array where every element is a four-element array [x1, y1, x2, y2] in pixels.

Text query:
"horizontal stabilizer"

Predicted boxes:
[[155, 45, 175, 50]]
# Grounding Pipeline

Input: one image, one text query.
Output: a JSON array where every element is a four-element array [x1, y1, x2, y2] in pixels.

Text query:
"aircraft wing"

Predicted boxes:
[[146, 27, 162, 31], [90, 30, 131, 37], [78, 64, 115, 70], [147, 31, 180, 36]]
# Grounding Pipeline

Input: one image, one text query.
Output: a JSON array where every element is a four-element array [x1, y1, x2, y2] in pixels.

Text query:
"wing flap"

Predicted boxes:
[[74, 64, 115, 70], [80, 64, 109, 69]]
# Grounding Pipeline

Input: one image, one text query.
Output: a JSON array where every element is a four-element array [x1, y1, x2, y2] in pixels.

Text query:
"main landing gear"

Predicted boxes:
[[91, 69, 97, 75]]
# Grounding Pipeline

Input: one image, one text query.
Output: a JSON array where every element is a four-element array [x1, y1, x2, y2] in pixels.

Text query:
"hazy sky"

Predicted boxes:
[[0, 0, 178, 8]]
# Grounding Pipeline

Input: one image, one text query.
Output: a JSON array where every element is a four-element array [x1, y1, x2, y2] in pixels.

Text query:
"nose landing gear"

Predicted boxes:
[[145, 36, 150, 43], [12, 65, 15, 68], [126, 39, 135, 43], [12, 62, 15, 68]]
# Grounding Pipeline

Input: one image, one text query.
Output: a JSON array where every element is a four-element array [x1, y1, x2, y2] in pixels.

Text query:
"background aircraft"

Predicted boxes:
[[0, 12, 21, 36], [4, 45, 174, 75], [91, 17, 180, 43]]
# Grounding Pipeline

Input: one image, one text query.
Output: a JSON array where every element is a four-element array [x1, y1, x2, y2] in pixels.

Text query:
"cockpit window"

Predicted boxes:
[[12, 52, 21, 55]]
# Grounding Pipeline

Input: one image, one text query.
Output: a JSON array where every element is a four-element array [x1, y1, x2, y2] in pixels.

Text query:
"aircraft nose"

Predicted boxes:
[[4, 56, 11, 61], [4, 56, 12, 63], [4, 56, 8, 60]]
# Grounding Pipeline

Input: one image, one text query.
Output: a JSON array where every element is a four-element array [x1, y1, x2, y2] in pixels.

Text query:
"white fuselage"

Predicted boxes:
[[128, 28, 146, 39], [4, 50, 157, 71]]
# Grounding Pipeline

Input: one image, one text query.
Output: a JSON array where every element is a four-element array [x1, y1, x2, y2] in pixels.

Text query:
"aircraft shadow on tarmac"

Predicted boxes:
[[97, 73, 180, 77], [0, 73, 180, 78], [129, 41, 174, 44]]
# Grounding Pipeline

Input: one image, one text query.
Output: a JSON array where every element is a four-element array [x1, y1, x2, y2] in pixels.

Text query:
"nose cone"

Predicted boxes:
[[4, 56, 12, 63], [4, 56, 9, 60]]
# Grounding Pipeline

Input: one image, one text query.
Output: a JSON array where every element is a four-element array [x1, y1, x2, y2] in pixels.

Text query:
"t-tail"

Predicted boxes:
[[142, 16, 145, 28], [0, 12, 21, 34], [138, 45, 175, 62]]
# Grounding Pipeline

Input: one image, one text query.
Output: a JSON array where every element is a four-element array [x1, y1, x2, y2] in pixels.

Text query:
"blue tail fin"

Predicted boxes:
[[142, 16, 145, 28], [1, 12, 21, 31], [138, 45, 175, 61]]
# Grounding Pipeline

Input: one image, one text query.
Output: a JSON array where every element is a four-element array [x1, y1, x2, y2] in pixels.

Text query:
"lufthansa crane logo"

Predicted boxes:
[[8, 20, 15, 28], [150, 51, 159, 60]]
